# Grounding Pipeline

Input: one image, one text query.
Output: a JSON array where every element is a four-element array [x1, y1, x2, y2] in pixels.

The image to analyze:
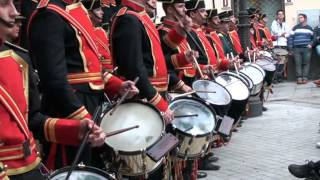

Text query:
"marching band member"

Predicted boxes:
[[28, 0, 139, 170], [0, 1, 105, 179]]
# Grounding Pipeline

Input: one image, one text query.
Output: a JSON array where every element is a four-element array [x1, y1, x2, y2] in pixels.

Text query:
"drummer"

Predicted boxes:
[[0, 1, 107, 179], [257, 14, 274, 50]]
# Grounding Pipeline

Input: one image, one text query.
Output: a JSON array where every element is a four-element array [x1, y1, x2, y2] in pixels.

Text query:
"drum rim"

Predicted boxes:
[[169, 96, 216, 138], [216, 72, 250, 100], [192, 79, 232, 105], [255, 59, 277, 71], [238, 72, 254, 90], [102, 100, 165, 155], [244, 62, 266, 77], [50, 165, 114, 179]]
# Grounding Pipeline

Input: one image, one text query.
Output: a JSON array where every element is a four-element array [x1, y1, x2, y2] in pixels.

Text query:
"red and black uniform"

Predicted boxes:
[[228, 30, 243, 55], [257, 22, 274, 49], [110, 0, 180, 112], [0, 41, 82, 179], [158, 18, 191, 91], [94, 27, 114, 72], [250, 22, 261, 49], [28, 0, 123, 169]]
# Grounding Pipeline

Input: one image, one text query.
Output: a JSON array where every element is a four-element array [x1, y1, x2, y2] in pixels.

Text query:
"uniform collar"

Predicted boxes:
[[122, 0, 145, 12]]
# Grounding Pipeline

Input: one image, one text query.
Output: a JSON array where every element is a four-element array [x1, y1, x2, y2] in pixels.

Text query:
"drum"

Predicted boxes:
[[255, 58, 276, 85], [100, 101, 165, 176], [192, 80, 232, 117], [50, 165, 115, 180], [216, 72, 250, 123], [239, 72, 254, 91], [169, 97, 216, 159], [273, 48, 289, 56], [240, 64, 264, 96]]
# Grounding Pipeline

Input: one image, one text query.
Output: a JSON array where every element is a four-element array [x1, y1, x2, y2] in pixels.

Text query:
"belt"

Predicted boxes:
[[67, 72, 103, 84], [0, 138, 36, 161]]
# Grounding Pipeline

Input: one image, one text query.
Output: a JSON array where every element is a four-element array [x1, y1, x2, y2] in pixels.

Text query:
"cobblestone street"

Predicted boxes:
[[205, 82, 320, 180]]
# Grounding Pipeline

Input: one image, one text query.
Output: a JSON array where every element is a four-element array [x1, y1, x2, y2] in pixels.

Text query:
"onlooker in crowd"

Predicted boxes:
[[288, 13, 314, 84], [271, 9, 290, 82], [288, 160, 320, 179], [314, 17, 320, 56]]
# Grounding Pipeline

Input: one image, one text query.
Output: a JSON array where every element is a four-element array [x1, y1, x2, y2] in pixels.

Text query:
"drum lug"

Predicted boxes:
[[184, 148, 189, 160], [142, 149, 148, 179], [188, 137, 194, 145]]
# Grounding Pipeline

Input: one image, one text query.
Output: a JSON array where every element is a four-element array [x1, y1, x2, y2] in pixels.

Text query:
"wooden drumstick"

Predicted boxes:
[[247, 47, 252, 63], [104, 125, 139, 139], [172, 91, 196, 99], [109, 77, 139, 115], [195, 90, 216, 93], [174, 114, 198, 118], [253, 51, 256, 63]]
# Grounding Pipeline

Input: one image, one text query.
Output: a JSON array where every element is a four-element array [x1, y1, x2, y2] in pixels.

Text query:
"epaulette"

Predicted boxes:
[[4, 41, 28, 53], [37, 0, 49, 9], [116, 7, 128, 17]]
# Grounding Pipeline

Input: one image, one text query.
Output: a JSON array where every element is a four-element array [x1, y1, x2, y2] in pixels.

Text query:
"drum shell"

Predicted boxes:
[[174, 131, 210, 159], [240, 65, 264, 96], [227, 99, 249, 124], [116, 153, 163, 176]]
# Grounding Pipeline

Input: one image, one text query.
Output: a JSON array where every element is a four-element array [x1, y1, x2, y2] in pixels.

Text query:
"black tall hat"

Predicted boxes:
[[158, 0, 185, 4], [218, 11, 231, 22], [81, 0, 101, 10], [185, 0, 205, 11], [247, 7, 256, 15], [206, 9, 218, 19], [259, 14, 267, 21]]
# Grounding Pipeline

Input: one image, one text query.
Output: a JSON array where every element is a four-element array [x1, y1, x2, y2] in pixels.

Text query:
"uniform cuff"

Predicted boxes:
[[44, 118, 81, 146], [149, 93, 168, 112], [66, 106, 90, 120], [103, 72, 123, 98]]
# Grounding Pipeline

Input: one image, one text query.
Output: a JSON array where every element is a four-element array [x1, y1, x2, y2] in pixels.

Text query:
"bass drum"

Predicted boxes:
[[100, 101, 165, 177], [169, 97, 216, 159], [192, 79, 232, 117], [50, 165, 115, 180], [240, 64, 264, 96], [216, 72, 250, 123]]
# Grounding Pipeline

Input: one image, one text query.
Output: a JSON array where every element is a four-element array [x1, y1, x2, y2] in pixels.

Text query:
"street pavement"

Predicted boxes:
[[205, 82, 320, 180]]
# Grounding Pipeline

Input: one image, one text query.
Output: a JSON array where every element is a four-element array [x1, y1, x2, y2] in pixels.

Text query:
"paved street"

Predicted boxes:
[[205, 82, 320, 180]]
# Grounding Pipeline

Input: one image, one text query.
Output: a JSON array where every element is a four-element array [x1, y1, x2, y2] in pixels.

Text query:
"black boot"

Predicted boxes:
[[288, 161, 320, 178], [198, 160, 220, 171], [197, 172, 207, 179]]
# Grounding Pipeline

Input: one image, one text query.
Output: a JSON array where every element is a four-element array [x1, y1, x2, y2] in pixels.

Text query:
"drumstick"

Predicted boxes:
[[173, 91, 196, 99], [195, 90, 216, 93], [192, 55, 205, 79], [234, 62, 239, 75], [109, 77, 139, 115], [174, 114, 198, 118], [104, 125, 139, 139], [176, 66, 194, 70], [247, 47, 252, 63], [253, 51, 256, 63]]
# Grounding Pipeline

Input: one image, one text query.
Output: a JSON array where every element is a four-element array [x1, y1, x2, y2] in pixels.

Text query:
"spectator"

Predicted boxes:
[[288, 13, 314, 84], [314, 17, 320, 56], [271, 9, 291, 82]]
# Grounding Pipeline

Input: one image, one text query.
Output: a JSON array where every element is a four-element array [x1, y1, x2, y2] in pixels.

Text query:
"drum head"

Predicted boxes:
[[244, 62, 266, 77], [169, 97, 216, 136], [273, 48, 288, 56], [216, 72, 250, 101], [192, 80, 231, 106], [101, 102, 164, 152], [255, 59, 276, 71], [240, 65, 264, 86], [50, 166, 112, 180]]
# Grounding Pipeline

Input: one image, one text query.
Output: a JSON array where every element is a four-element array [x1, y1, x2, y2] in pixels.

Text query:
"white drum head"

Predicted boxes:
[[169, 98, 215, 136], [240, 65, 264, 86], [216, 73, 250, 101], [256, 59, 276, 71], [192, 80, 231, 106], [101, 102, 164, 152]]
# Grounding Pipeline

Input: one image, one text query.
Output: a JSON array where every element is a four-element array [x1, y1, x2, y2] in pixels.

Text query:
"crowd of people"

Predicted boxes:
[[0, 0, 320, 179]]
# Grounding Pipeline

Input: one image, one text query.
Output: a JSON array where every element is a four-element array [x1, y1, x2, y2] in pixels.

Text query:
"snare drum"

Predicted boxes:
[[273, 48, 288, 56], [216, 72, 250, 122], [240, 64, 264, 96], [169, 97, 216, 159], [192, 80, 232, 117], [100, 101, 165, 176], [255, 59, 276, 85], [50, 165, 115, 180]]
